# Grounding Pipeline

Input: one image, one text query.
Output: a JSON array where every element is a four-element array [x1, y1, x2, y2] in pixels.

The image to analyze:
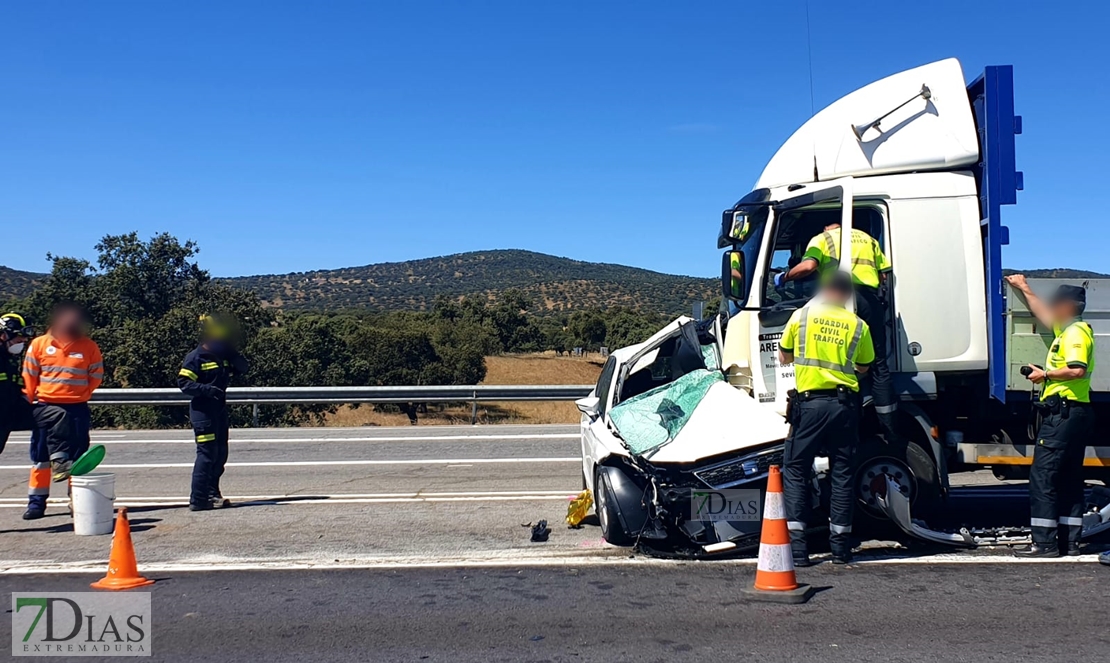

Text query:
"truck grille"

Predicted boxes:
[[694, 448, 784, 489]]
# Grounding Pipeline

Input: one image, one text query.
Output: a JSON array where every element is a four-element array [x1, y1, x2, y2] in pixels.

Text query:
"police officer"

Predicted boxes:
[[777, 217, 895, 436], [0, 313, 74, 480], [176, 314, 249, 511], [1005, 275, 1095, 558], [778, 272, 875, 566]]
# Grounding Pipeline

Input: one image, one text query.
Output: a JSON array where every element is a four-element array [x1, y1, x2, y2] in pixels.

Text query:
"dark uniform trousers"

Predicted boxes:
[[1029, 402, 1093, 547], [27, 402, 90, 510], [855, 286, 895, 431], [190, 405, 230, 506], [783, 394, 858, 556], [0, 400, 72, 460]]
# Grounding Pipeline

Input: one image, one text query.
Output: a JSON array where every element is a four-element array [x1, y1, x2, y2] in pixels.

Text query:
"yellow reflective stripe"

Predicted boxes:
[[179, 368, 198, 380], [795, 356, 855, 375], [196, 434, 216, 443], [0, 373, 7, 381], [823, 231, 838, 260], [200, 362, 220, 370]]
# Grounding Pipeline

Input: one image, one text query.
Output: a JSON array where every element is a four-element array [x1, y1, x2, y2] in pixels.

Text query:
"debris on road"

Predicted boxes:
[[565, 490, 592, 528], [529, 520, 551, 543]]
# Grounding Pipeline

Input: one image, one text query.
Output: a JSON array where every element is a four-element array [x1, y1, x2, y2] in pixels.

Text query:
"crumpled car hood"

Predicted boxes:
[[609, 371, 788, 464]]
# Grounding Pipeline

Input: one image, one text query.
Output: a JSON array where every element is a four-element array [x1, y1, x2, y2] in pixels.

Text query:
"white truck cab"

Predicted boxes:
[[721, 58, 987, 411], [718, 58, 1110, 496]]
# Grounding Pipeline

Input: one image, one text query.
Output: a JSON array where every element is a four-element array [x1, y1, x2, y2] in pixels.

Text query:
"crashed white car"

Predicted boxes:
[[576, 316, 790, 554]]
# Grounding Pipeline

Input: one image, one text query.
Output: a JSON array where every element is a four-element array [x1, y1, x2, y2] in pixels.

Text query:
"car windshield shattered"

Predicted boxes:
[[609, 368, 724, 457]]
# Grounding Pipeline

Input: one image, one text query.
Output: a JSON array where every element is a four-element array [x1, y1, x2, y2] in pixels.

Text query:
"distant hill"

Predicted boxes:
[[223, 249, 718, 316], [5, 253, 1106, 317], [0, 266, 43, 301], [1002, 268, 1110, 279]]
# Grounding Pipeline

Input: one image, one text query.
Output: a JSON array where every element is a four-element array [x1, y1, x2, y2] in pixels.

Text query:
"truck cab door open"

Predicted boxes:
[[744, 180, 856, 412]]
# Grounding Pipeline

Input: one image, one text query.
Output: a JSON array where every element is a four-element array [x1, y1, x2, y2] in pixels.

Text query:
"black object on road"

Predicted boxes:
[[530, 520, 551, 543]]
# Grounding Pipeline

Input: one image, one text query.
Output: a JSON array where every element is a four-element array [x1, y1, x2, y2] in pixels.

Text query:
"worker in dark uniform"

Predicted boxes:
[[778, 272, 875, 566], [777, 216, 895, 436], [1006, 275, 1095, 558], [176, 314, 249, 511], [0, 313, 74, 481]]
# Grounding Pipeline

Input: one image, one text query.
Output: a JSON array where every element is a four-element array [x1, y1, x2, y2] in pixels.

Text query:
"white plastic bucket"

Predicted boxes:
[[71, 473, 116, 536]]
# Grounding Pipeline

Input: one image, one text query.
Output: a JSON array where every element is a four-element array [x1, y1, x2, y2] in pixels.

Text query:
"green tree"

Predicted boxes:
[[568, 310, 607, 350]]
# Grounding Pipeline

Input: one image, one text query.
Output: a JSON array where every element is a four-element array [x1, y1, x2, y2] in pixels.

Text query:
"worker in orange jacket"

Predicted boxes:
[[22, 303, 103, 520]]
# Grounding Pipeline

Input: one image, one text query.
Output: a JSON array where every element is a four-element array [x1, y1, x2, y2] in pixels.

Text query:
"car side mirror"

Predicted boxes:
[[722, 251, 745, 302], [575, 396, 600, 419]]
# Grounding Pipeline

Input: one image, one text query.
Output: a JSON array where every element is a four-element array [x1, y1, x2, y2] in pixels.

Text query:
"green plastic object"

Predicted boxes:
[[70, 444, 106, 477]]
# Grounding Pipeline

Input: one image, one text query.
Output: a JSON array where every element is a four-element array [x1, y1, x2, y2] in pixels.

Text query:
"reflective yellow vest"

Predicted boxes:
[[780, 303, 875, 392], [802, 227, 889, 289], [1043, 319, 1095, 403]]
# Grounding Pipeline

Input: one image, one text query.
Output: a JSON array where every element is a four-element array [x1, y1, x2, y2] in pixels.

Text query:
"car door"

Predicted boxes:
[[580, 356, 618, 490]]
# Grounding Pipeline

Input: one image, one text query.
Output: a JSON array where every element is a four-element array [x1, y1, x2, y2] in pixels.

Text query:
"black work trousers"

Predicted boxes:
[[1029, 403, 1094, 547], [783, 394, 858, 557], [856, 286, 895, 432], [0, 400, 72, 460], [190, 406, 230, 507]]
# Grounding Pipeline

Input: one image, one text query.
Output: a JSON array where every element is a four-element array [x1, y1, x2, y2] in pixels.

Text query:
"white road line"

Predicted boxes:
[[0, 496, 572, 508], [2, 433, 579, 445], [0, 490, 578, 503], [2, 552, 1106, 575], [0, 457, 580, 471]]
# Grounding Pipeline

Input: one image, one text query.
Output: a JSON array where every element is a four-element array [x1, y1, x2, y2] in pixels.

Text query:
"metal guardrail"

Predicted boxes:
[[90, 385, 595, 407]]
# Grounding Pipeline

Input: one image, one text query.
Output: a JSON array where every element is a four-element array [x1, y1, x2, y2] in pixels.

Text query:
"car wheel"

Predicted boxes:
[[594, 467, 634, 546]]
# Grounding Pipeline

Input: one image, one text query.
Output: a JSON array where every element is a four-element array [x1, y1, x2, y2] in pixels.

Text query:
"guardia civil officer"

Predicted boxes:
[[1005, 275, 1095, 558], [176, 314, 249, 511], [778, 271, 875, 566], [777, 217, 895, 436]]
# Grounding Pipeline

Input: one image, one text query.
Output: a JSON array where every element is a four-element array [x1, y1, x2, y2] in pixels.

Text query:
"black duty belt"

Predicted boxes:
[[797, 388, 855, 400], [1035, 394, 1090, 418]]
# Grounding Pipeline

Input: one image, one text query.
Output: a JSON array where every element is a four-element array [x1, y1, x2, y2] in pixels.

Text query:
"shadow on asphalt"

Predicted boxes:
[[0, 516, 162, 535]]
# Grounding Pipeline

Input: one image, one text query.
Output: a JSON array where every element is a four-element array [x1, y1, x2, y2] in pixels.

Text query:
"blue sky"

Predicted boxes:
[[1, 1, 1107, 278]]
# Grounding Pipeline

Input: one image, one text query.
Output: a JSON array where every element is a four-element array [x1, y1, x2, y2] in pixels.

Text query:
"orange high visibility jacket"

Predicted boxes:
[[22, 332, 104, 404]]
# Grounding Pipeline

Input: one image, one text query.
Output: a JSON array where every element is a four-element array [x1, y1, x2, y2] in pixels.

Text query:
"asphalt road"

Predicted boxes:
[[0, 425, 601, 570], [3, 424, 1109, 661], [5, 564, 1109, 662], [0, 424, 1099, 572]]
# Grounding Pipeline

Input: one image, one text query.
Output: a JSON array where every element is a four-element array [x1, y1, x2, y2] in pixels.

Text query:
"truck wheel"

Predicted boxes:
[[594, 468, 634, 546], [854, 436, 941, 523]]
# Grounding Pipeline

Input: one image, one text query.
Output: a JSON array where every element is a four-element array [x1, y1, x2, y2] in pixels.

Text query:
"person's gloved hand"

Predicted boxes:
[[202, 385, 226, 400], [773, 272, 787, 289]]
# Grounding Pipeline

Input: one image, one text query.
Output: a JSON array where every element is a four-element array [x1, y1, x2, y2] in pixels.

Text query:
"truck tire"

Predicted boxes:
[[854, 435, 941, 525]]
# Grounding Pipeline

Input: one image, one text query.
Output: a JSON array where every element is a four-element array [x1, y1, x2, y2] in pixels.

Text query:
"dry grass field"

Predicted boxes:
[[324, 352, 605, 427]]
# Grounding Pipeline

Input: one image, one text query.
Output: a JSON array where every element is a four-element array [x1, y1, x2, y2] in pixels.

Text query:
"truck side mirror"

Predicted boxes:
[[719, 210, 752, 247], [722, 251, 745, 302]]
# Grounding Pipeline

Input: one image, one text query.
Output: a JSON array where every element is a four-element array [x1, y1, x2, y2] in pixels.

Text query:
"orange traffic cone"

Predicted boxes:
[[91, 508, 155, 590], [743, 465, 814, 604]]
